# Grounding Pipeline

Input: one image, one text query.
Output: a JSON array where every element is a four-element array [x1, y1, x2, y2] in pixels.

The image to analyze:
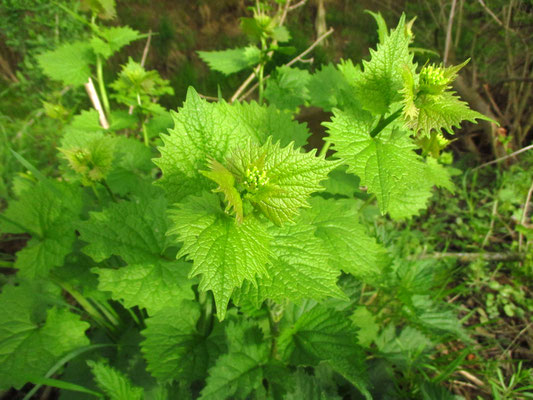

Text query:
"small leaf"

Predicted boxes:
[[197, 46, 261, 75], [37, 41, 94, 86], [87, 361, 143, 400]]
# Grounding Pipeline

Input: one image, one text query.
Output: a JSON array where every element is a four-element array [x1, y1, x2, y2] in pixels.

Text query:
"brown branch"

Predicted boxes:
[[519, 180, 533, 252], [288, 0, 307, 11], [444, 0, 458, 66], [473, 144, 533, 170]]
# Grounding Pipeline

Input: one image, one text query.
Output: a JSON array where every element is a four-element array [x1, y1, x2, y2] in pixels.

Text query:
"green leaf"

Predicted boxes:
[[201, 158, 244, 223], [326, 106, 434, 218], [200, 321, 269, 400], [197, 46, 261, 75], [91, 26, 142, 59], [154, 88, 310, 203], [350, 306, 379, 347], [88, 361, 143, 400], [354, 14, 415, 114], [300, 197, 385, 280], [80, 0, 116, 20], [286, 369, 342, 400], [234, 220, 345, 306], [376, 324, 433, 367], [0, 181, 82, 278], [264, 66, 310, 112], [278, 305, 369, 396], [321, 165, 360, 197], [168, 193, 270, 320], [0, 284, 89, 390], [93, 261, 195, 315], [410, 91, 491, 136], [141, 301, 223, 383], [37, 41, 94, 86], [227, 138, 339, 225], [271, 26, 291, 42], [79, 197, 171, 264], [307, 64, 352, 111]]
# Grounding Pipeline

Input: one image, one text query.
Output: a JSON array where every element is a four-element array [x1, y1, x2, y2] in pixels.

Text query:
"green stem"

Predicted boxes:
[[101, 180, 117, 202], [142, 123, 149, 147], [198, 291, 214, 337], [96, 54, 111, 119], [369, 109, 403, 138], [319, 141, 332, 157], [258, 37, 267, 105], [54, 278, 116, 333]]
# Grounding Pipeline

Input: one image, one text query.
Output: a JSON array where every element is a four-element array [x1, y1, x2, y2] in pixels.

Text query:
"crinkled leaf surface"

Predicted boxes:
[[354, 14, 415, 114], [91, 26, 142, 59], [168, 193, 270, 320], [141, 300, 224, 383], [88, 360, 143, 400], [94, 260, 194, 314], [264, 66, 310, 112], [228, 139, 338, 225], [278, 305, 369, 396], [200, 321, 269, 400], [197, 46, 261, 75], [0, 284, 89, 389], [79, 197, 171, 264], [0, 181, 82, 278], [326, 106, 433, 218], [300, 197, 384, 279], [37, 41, 94, 86], [154, 88, 310, 203], [410, 91, 491, 136], [234, 220, 345, 306]]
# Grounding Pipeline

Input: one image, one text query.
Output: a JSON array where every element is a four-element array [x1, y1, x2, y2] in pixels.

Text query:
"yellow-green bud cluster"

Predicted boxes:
[[419, 64, 450, 95], [243, 166, 269, 191]]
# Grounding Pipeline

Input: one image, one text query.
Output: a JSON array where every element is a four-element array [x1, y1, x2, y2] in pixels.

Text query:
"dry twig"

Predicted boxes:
[[85, 77, 109, 129]]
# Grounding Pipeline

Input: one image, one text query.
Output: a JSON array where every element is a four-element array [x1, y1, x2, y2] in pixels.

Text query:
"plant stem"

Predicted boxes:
[[369, 109, 403, 138], [258, 37, 267, 105], [96, 54, 111, 119], [101, 180, 117, 202], [319, 140, 331, 157], [142, 123, 149, 147]]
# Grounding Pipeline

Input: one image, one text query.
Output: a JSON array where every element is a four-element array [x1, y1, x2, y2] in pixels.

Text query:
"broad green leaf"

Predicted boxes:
[[227, 101, 310, 148], [79, 197, 171, 264], [154, 88, 310, 203], [376, 324, 433, 367], [37, 41, 94, 86], [88, 360, 143, 400], [278, 305, 369, 396], [93, 260, 194, 314], [168, 193, 270, 320], [300, 197, 385, 279], [91, 26, 142, 59], [0, 181, 82, 278], [234, 220, 345, 306], [197, 46, 261, 75], [307, 63, 352, 111], [271, 26, 291, 42], [264, 66, 310, 112], [350, 306, 379, 347], [141, 301, 223, 383], [80, 0, 116, 20], [286, 369, 342, 400], [410, 91, 491, 136], [0, 284, 89, 390], [354, 14, 415, 114], [200, 321, 269, 400], [326, 106, 433, 218], [227, 138, 339, 225]]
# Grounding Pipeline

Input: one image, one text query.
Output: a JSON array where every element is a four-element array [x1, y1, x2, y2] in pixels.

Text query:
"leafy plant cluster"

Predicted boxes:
[[0, 2, 497, 399]]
